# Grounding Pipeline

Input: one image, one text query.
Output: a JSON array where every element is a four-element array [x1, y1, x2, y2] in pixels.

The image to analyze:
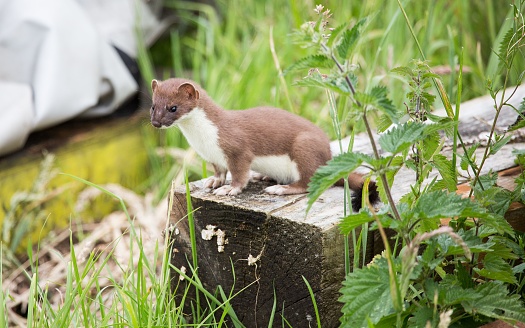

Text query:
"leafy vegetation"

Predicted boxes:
[[299, 2, 525, 327]]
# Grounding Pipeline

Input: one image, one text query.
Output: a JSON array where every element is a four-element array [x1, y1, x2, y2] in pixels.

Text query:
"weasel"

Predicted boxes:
[[150, 78, 378, 211]]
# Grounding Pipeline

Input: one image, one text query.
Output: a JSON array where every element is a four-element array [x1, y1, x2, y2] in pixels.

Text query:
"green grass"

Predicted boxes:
[[2, 175, 253, 327], [146, 0, 513, 113]]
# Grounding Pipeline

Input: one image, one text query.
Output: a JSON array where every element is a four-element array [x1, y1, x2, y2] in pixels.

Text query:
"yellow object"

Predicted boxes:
[[0, 116, 150, 249]]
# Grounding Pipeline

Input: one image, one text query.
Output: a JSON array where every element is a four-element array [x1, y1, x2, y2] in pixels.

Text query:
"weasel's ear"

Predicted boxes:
[[151, 79, 159, 92], [178, 82, 200, 100]]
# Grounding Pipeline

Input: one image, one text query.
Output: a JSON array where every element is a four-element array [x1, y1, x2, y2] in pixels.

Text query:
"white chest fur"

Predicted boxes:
[[176, 108, 228, 168]]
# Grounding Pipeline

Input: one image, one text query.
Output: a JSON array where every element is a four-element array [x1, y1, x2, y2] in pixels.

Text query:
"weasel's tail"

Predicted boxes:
[[335, 173, 380, 212]]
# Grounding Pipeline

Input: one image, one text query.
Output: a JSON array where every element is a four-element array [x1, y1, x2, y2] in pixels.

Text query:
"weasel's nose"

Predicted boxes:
[[151, 120, 162, 128]]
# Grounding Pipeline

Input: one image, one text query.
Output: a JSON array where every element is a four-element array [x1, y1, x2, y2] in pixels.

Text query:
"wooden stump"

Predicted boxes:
[[169, 179, 370, 327]]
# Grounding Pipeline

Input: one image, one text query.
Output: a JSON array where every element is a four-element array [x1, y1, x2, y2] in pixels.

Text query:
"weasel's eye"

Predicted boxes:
[[168, 106, 178, 113], [150, 105, 155, 111]]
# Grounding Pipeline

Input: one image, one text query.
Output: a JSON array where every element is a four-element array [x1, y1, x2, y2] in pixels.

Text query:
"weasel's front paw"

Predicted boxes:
[[213, 185, 242, 196], [204, 176, 225, 189]]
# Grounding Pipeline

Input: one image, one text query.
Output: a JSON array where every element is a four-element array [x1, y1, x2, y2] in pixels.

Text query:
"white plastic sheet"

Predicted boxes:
[[0, 0, 160, 156]]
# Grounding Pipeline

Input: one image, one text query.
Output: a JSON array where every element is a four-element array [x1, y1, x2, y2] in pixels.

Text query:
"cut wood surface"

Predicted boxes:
[[168, 85, 525, 327], [170, 180, 357, 327]]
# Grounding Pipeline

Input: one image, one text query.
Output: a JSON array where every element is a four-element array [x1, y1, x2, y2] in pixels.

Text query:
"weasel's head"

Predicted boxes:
[[150, 79, 200, 128]]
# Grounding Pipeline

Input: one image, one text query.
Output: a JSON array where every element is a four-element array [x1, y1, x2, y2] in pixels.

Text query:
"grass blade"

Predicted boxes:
[[302, 276, 321, 328]]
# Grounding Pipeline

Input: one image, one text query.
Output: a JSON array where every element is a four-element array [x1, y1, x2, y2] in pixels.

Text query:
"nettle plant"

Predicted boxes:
[[288, 3, 525, 328]]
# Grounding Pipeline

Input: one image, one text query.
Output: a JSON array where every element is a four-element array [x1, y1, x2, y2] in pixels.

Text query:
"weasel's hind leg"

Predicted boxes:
[[265, 133, 331, 196], [264, 183, 307, 195], [250, 172, 273, 182], [264, 134, 331, 195]]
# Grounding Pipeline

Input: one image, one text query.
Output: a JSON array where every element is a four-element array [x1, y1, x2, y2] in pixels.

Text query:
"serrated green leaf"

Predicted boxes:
[[423, 119, 456, 136], [425, 115, 455, 138], [421, 90, 437, 108], [340, 209, 380, 234], [420, 242, 444, 270], [474, 252, 517, 284], [410, 190, 497, 223], [438, 229, 494, 257], [377, 114, 394, 133], [507, 97, 525, 132], [456, 262, 476, 289], [408, 306, 436, 327], [462, 282, 525, 323], [339, 257, 394, 326], [432, 154, 456, 191], [423, 72, 441, 80], [495, 235, 525, 258], [354, 91, 377, 107], [284, 54, 333, 74], [354, 86, 399, 124], [421, 131, 441, 160], [336, 18, 366, 60], [490, 134, 512, 155], [476, 171, 499, 190], [497, 27, 516, 70], [373, 314, 399, 328], [294, 74, 352, 95], [474, 268, 516, 285], [371, 86, 398, 123], [327, 22, 348, 47], [443, 286, 480, 305], [486, 238, 520, 260], [307, 152, 369, 211], [513, 263, 525, 274], [463, 208, 514, 236], [391, 66, 414, 78], [373, 156, 402, 208], [474, 186, 512, 216], [460, 143, 479, 171], [378, 122, 428, 154], [383, 156, 403, 185], [339, 212, 373, 234]]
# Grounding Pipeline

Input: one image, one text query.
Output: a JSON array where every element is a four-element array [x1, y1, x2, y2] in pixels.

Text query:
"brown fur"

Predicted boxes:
[[151, 78, 377, 209]]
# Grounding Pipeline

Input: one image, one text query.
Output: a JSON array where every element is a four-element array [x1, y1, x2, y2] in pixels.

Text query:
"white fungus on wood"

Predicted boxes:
[[247, 249, 264, 266], [179, 266, 186, 281], [201, 224, 228, 253]]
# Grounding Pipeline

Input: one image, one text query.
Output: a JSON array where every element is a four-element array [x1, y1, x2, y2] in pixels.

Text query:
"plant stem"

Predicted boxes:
[[321, 42, 403, 223], [452, 48, 464, 189], [469, 73, 509, 196], [372, 205, 402, 311], [469, 13, 525, 194]]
